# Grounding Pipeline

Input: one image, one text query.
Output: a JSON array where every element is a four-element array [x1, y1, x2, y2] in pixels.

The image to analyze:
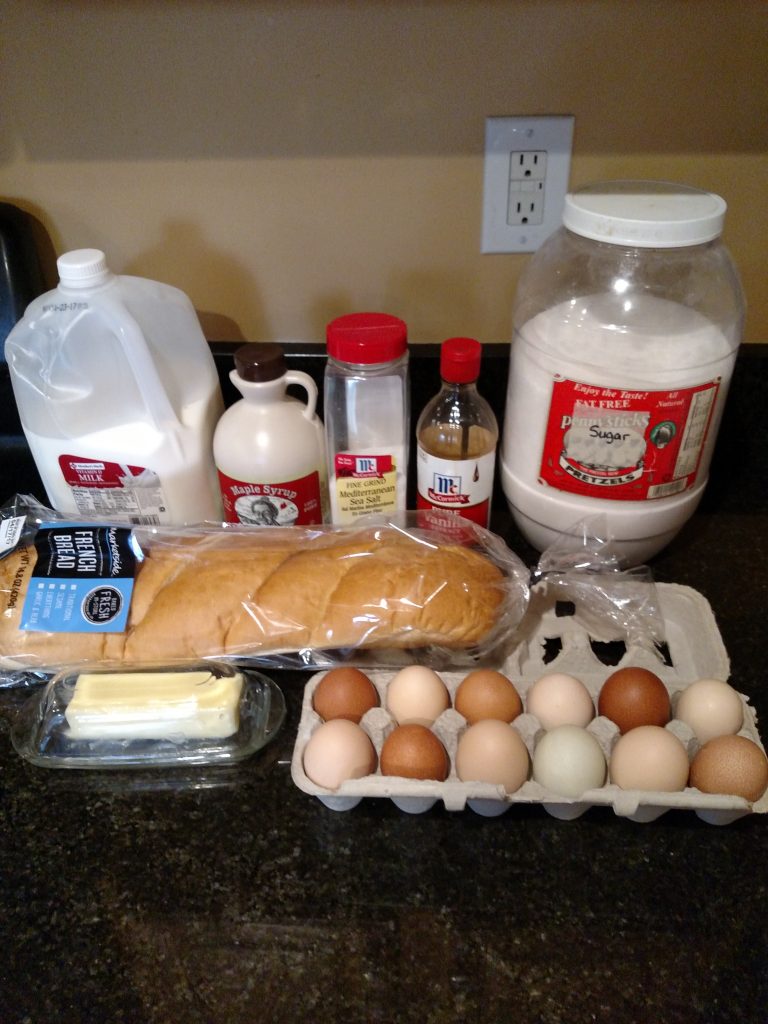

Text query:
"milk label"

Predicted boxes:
[[58, 455, 167, 525], [539, 378, 720, 500]]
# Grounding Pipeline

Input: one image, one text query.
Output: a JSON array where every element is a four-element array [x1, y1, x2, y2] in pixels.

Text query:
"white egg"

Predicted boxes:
[[526, 672, 595, 730], [532, 725, 607, 798], [386, 666, 450, 726], [675, 678, 744, 743]]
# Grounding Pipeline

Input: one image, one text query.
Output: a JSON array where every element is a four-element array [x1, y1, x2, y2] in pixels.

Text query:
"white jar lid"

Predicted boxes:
[[563, 181, 727, 248]]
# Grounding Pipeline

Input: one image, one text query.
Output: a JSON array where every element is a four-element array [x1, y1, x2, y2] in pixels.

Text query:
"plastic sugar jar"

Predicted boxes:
[[500, 181, 745, 565]]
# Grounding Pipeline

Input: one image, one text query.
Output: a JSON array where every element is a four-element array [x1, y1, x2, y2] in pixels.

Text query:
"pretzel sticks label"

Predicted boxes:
[[21, 523, 138, 633]]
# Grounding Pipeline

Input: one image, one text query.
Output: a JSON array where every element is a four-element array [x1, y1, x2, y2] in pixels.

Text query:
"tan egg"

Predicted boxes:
[[689, 735, 768, 802], [312, 667, 379, 723], [675, 678, 744, 743], [380, 724, 449, 781], [454, 669, 523, 724], [386, 666, 450, 726], [609, 725, 689, 792], [303, 719, 377, 790], [456, 720, 529, 793], [526, 672, 594, 730]]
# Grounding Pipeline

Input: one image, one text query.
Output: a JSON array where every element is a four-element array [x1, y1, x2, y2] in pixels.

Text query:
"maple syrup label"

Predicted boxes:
[[218, 471, 322, 525], [416, 449, 495, 527], [538, 377, 720, 500]]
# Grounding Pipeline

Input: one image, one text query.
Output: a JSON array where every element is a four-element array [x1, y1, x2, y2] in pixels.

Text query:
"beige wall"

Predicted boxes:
[[2, 0, 766, 343]]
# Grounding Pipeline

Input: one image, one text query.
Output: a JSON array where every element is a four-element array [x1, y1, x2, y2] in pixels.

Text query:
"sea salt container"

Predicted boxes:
[[500, 181, 745, 565]]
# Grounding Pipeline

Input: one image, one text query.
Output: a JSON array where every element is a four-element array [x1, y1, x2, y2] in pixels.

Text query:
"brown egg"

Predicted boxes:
[[312, 668, 379, 723], [689, 735, 768, 802], [454, 669, 523, 725], [598, 667, 671, 734], [380, 724, 449, 781]]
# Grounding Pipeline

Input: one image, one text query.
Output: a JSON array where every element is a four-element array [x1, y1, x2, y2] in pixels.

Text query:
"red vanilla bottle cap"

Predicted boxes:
[[440, 337, 482, 384]]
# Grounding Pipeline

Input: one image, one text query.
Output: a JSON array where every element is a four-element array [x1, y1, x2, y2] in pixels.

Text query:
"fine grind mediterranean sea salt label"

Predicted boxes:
[[332, 452, 400, 522], [21, 523, 138, 633]]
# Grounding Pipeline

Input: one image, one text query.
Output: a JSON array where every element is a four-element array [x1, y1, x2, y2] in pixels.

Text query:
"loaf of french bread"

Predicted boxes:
[[0, 524, 515, 669]]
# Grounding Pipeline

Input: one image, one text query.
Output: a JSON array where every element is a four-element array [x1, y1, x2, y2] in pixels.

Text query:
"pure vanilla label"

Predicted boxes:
[[416, 449, 495, 527]]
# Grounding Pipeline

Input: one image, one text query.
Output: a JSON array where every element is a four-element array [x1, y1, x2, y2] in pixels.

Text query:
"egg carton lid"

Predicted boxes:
[[291, 583, 766, 824], [506, 581, 730, 682]]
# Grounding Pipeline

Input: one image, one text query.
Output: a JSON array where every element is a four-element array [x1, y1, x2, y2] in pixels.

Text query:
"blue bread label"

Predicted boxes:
[[21, 523, 138, 633]]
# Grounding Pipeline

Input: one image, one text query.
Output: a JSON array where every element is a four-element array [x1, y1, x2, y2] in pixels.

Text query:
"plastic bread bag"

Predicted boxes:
[[529, 514, 666, 656], [0, 496, 531, 681]]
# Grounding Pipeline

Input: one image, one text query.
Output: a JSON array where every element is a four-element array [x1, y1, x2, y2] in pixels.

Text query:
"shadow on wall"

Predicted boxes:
[[384, 268, 518, 343], [122, 222, 261, 342], [3, 2, 766, 162], [306, 267, 512, 345]]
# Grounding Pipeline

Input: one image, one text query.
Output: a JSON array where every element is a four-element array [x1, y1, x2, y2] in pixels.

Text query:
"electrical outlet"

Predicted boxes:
[[509, 150, 547, 182], [481, 116, 574, 253]]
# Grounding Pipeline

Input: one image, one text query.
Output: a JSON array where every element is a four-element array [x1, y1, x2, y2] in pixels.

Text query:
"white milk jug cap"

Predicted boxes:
[[57, 248, 112, 288], [563, 181, 727, 248]]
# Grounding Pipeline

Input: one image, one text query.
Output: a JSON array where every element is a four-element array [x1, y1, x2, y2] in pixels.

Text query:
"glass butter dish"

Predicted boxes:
[[11, 662, 285, 769]]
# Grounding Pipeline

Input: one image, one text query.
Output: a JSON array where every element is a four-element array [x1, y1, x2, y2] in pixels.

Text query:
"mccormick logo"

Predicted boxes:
[[427, 473, 469, 505], [433, 472, 461, 495], [335, 453, 394, 479]]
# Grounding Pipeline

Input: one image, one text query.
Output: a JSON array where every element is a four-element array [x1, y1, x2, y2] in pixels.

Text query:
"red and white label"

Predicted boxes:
[[218, 471, 322, 525], [538, 378, 720, 501], [416, 449, 495, 527], [58, 455, 167, 523], [334, 453, 394, 479]]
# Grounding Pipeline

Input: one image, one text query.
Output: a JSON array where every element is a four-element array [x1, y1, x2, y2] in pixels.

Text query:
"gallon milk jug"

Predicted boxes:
[[213, 342, 329, 525], [5, 249, 224, 525]]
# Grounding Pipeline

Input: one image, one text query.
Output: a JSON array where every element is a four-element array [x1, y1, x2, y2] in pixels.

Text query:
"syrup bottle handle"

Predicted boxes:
[[285, 370, 318, 421]]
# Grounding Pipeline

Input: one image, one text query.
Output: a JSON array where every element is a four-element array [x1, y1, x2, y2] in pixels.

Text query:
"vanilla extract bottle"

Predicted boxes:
[[416, 337, 498, 528]]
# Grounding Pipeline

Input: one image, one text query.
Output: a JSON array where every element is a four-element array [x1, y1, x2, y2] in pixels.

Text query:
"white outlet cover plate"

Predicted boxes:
[[482, 115, 574, 254]]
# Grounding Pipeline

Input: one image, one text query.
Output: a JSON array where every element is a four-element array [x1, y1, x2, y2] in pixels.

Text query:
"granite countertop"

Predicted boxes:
[[1, 346, 767, 1024]]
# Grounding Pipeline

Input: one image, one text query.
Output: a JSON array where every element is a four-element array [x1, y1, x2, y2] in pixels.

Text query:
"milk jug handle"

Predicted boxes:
[[100, 293, 179, 427], [285, 370, 318, 421]]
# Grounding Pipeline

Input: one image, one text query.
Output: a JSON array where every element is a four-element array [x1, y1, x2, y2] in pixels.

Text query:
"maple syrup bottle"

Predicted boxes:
[[416, 337, 498, 528]]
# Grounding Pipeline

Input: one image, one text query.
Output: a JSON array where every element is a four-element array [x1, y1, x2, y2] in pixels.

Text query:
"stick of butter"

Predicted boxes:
[[65, 670, 244, 741]]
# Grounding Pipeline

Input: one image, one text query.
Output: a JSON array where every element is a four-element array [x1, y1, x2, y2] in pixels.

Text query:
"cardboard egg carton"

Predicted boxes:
[[290, 583, 767, 825]]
